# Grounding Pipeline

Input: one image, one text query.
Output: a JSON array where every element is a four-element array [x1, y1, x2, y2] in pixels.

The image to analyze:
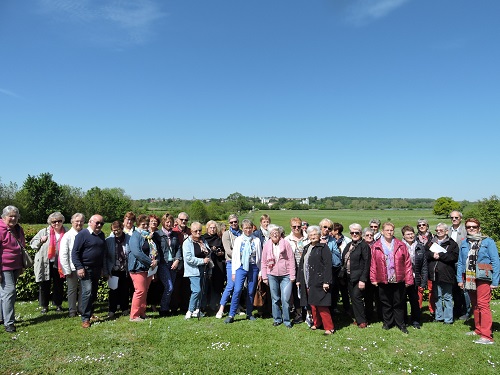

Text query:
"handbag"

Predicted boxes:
[[22, 247, 34, 268], [476, 263, 493, 282], [253, 278, 267, 307]]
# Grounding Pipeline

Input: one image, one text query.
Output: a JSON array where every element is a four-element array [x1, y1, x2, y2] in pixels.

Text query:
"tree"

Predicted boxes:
[[0, 179, 19, 209], [59, 185, 85, 219], [464, 196, 500, 241], [17, 173, 63, 223], [83, 187, 132, 222], [190, 200, 209, 223], [433, 197, 460, 217]]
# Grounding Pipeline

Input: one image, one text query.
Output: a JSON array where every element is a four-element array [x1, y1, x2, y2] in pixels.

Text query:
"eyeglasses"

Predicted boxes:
[[51, 220, 63, 224], [466, 225, 479, 230], [229, 221, 238, 224], [180, 218, 188, 222], [193, 229, 202, 233], [364, 234, 373, 237], [350, 231, 361, 235], [370, 225, 378, 228], [94, 221, 104, 226], [270, 232, 280, 237], [292, 225, 301, 229], [435, 229, 446, 232], [450, 216, 460, 220], [417, 223, 427, 227], [322, 226, 332, 230]]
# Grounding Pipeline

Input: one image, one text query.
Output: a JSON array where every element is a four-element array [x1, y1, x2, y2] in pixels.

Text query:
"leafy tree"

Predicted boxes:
[[433, 197, 460, 217], [190, 200, 209, 223], [0, 178, 19, 209], [83, 187, 132, 222], [17, 173, 63, 223], [464, 196, 500, 241], [60, 185, 85, 219], [206, 201, 227, 221]]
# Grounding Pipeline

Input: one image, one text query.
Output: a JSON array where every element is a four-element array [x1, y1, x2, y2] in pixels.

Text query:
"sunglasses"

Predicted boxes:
[[51, 220, 63, 224], [466, 225, 479, 229], [350, 231, 361, 235], [322, 226, 332, 230], [292, 225, 301, 229], [229, 221, 238, 224], [180, 218, 188, 222], [364, 233, 373, 237], [192, 229, 202, 233], [370, 225, 378, 228], [450, 216, 460, 220], [418, 223, 427, 227], [94, 221, 105, 226]]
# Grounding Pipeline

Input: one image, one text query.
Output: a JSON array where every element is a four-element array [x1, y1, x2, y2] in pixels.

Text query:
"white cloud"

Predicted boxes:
[[346, 0, 411, 26], [0, 88, 20, 98], [37, 0, 167, 45]]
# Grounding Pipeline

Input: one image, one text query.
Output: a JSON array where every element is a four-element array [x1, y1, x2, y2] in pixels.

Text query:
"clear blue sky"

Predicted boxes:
[[1, 0, 499, 201]]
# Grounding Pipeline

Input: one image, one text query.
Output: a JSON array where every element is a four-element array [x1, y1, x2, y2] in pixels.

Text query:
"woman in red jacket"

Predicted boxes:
[[370, 222, 413, 333]]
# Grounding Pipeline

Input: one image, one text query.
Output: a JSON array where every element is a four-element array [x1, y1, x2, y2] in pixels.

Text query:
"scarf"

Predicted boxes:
[[114, 233, 126, 271], [240, 234, 254, 271], [418, 231, 430, 245], [48, 226, 66, 278], [403, 239, 417, 266], [230, 226, 242, 237], [381, 237, 396, 283], [261, 227, 270, 243], [141, 230, 158, 260], [464, 233, 488, 291], [345, 241, 359, 275]]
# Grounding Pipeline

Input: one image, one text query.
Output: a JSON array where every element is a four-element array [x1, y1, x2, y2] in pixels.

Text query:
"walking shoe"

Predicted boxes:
[[358, 323, 368, 329], [122, 309, 130, 316], [55, 306, 64, 312], [459, 314, 470, 321], [82, 320, 91, 328], [224, 316, 234, 324], [5, 325, 16, 333], [185, 311, 192, 320], [41, 308, 48, 314], [68, 312, 77, 318], [412, 322, 421, 329], [90, 315, 100, 322], [193, 309, 205, 318], [215, 311, 224, 319], [129, 317, 145, 322], [324, 330, 334, 335], [305, 314, 313, 328], [474, 337, 494, 345], [399, 326, 409, 334], [465, 331, 478, 336], [247, 315, 256, 321]]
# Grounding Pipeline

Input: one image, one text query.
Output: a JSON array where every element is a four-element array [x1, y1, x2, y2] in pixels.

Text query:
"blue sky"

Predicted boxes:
[[1, 0, 499, 201]]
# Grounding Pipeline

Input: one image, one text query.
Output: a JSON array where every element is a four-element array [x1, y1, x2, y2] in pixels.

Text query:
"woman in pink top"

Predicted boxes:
[[0, 206, 25, 333], [262, 224, 296, 328]]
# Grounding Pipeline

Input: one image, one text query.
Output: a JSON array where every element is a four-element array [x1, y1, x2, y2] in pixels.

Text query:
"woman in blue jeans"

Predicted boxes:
[[225, 219, 262, 323], [261, 224, 295, 328]]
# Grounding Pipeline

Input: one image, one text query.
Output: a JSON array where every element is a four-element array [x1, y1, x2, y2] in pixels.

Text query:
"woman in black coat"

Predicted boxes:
[[401, 225, 428, 329], [341, 223, 371, 328], [298, 225, 334, 335]]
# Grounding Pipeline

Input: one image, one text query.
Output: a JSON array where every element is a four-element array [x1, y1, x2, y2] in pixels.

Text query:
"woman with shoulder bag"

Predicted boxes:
[[457, 218, 500, 345]]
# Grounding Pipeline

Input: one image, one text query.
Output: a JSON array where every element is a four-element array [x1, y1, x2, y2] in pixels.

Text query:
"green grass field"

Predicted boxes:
[[2, 300, 500, 374], [246, 209, 444, 238]]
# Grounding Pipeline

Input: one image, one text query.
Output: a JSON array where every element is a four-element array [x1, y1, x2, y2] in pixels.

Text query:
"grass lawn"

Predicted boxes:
[[247, 209, 445, 238], [2, 300, 500, 374]]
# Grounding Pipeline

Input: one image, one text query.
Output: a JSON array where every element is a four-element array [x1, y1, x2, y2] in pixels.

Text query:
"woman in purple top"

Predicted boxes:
[[0, 206, 25, 333]]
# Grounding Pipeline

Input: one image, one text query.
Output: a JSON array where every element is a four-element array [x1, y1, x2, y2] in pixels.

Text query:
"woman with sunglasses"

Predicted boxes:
[[457, 218, 499, 345], [342, 223, 371, 328], [31, 212, 67, 314]]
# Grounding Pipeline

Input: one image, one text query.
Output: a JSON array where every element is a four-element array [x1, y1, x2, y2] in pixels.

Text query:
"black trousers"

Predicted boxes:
[[347, 278, 367, 324], [109, 270, 130, 312], [378, 282, 406, 328], [39, 262, 64, 308]]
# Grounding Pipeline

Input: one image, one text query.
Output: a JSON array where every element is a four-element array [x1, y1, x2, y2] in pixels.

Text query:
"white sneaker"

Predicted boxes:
[[129, 317, 144, 322], [215, 311, 224, 319], [193, 309, 205, 318], [305, 313, 313, 328], [185, 311, 192, 320]]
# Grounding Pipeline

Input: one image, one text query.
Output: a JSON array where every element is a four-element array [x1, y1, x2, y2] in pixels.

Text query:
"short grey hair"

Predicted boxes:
[[71, 213, 85, 222], [307, 225, 320, 236], [241, 219, 253, 229], [436, 222, 448, 231], [228, 214, 238, 222], [369, 219, 381, 227], [450, 211, 462, 218], [2, 205, 20, 219], [363, 227, 374, 236], [268, 224, 282, 235], [47, 211, 65, 224], [349, 223, 362, 232]]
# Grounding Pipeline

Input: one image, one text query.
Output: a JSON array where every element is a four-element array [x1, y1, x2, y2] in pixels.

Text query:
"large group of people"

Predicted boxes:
[[0, 206, 499, 345]]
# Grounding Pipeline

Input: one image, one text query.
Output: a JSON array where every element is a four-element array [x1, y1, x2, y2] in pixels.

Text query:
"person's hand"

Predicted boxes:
[[358, 281, 365, 290], [458, 282, 464, 289], [322, 283, 329, 292], [77, 269, 85, 278], [433, 252, 440, 260], [171, 259, 179, 270], [258, 275, 262, 282], [372, 282, 378, 287], [232, 274, 235, 282], [263, 279, 268, 285], [40, 235, 48, 243], [296, 281, 300, 287], [418, 286, 424, 293], [203, 257, 210, 264], [151, 259, 158, 268]]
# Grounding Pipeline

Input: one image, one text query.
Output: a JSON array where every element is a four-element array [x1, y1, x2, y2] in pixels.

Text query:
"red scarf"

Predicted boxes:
[[48, 226, 66, 278]]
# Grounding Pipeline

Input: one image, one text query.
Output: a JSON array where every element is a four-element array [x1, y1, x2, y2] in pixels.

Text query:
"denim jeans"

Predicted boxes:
[[229, 264, 259, 317], [219, 261, 234, 306], [435, 281, 453, 323], [0, 269, 20, 328], [268, 274, 292, 326], [188, 274, 208, 312], [158, 261, 177, 312], [79, 267, 101, 322]]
